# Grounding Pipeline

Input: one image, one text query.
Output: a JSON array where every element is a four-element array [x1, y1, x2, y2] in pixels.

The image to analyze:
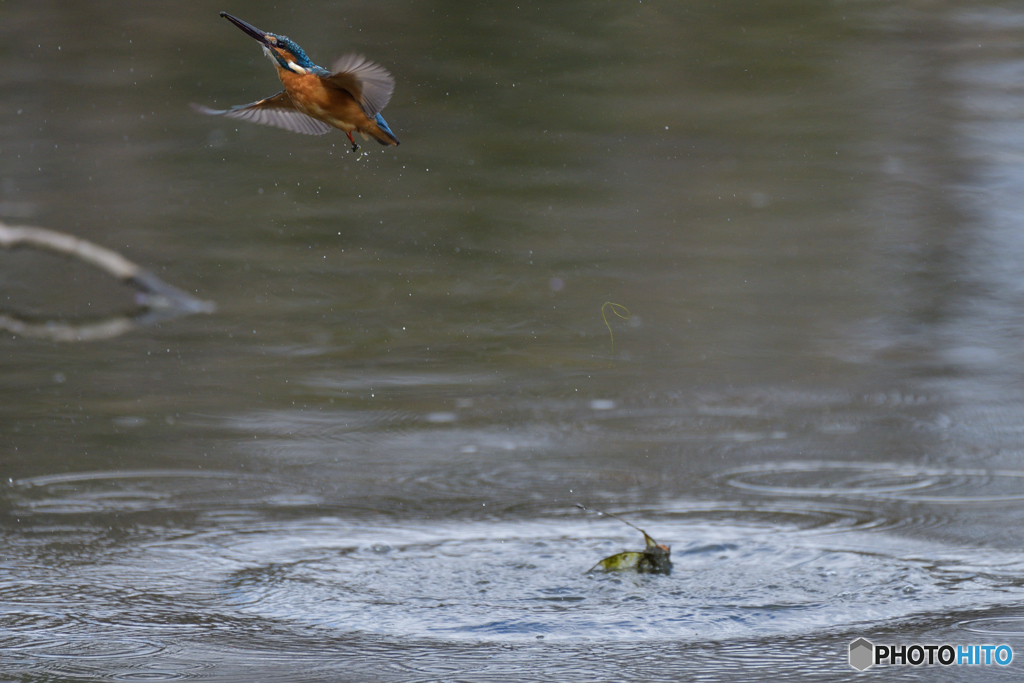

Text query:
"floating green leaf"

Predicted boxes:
[[577, 504, 672, 575]]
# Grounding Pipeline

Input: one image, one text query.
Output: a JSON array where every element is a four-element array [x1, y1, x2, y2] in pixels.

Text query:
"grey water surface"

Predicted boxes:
[[5, 1, 1024, 681]]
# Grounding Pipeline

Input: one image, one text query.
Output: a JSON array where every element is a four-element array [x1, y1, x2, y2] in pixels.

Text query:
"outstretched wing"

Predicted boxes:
[[190, 92, 333, 136], [326, 54, 395, 118]]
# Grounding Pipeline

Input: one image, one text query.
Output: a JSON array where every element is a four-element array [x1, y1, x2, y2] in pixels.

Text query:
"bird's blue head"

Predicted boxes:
[[220, 12, 318, 73]]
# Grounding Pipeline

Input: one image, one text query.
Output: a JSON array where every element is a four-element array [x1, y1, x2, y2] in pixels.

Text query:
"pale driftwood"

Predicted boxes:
[[0, 221, 215, 342], [0, 223, 141, 280]]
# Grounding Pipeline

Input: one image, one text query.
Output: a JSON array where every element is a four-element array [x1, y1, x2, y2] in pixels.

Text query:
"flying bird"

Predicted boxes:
[[192, 12, 399, 151]]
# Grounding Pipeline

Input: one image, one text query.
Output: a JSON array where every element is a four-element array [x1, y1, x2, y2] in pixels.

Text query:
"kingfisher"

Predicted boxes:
[[192, 12, 399, 151]]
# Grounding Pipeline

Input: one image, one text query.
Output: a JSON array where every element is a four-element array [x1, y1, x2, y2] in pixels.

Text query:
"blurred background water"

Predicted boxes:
[[5, 1, 1024, 680]]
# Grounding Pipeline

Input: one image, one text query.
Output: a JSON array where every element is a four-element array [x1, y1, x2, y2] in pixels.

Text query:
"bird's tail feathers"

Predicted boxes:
[[369, 113, 400, 146]]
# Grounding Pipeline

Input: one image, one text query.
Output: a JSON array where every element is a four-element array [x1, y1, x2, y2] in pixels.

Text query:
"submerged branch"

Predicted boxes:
[[0, 222, 216, 342]]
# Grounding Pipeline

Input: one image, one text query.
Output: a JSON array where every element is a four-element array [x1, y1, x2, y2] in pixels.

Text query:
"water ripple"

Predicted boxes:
[[215, 512, 1024, 643], [4, 471, 1024, 679], [958, 616, 1024, 638], [7, 469, 316, 516], [714, 460, 1024, 503]]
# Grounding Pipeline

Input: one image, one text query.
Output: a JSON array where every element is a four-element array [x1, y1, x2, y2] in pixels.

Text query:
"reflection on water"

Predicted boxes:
[[6, 0, 1024, 680]]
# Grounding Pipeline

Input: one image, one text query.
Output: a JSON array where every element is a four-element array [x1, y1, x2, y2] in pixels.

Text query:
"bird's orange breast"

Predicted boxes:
[[276, 68, 368, 132]]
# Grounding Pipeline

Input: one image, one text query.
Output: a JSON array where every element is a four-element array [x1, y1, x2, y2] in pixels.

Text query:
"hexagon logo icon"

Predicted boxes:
[[849, 638, 874, 671]]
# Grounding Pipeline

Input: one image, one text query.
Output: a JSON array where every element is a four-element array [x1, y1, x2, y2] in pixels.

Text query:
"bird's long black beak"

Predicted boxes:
[[220, 12, 271, 47]]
